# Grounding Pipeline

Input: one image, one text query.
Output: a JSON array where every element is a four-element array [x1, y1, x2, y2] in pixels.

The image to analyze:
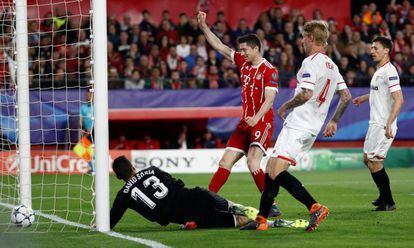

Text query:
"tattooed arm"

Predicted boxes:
[[277, 88, 313, 120], [323, 88, 352, 137]]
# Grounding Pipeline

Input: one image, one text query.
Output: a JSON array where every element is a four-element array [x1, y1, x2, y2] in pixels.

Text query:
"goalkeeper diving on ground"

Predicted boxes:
[[109, 156, 308, 230]]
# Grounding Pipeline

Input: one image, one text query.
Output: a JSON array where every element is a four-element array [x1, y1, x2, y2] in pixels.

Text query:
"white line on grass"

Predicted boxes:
[[0, 202, 169, 248]]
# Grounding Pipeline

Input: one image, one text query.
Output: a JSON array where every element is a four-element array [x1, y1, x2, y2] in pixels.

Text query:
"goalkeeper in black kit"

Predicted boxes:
[[110, 156, 258, 230]]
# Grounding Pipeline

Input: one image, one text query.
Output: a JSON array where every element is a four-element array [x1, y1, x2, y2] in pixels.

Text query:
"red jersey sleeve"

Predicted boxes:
[[231, 51, 246, 70], [264, 67, 279, 92]]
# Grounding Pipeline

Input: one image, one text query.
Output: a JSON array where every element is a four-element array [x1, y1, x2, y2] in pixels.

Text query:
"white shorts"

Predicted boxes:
[[270, 126, 317, 166], [363, 125, 396, 161]]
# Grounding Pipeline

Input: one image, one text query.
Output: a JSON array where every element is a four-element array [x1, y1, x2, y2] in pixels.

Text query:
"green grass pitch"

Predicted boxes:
[[1, 168, 413, 247]]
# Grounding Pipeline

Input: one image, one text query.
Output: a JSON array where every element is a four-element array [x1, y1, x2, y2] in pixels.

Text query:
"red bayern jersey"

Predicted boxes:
[[231, 51, 279, 123]]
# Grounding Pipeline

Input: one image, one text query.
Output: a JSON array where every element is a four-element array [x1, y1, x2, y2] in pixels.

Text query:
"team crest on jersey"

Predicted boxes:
[[256, 73, 262, 80], [271, 72, 278, 80]]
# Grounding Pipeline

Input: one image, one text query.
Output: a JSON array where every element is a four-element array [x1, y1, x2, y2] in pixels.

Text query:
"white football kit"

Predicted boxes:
[[363, 62, 401, 161], [271, 53, 348, 165]]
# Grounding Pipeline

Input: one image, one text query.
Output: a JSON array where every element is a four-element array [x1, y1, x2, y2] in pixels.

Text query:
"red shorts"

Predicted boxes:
[[226, 120, 273, 154]]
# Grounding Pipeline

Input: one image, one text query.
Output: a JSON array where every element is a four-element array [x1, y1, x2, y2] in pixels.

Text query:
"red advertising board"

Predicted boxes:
[[0, 150, 129, 175]]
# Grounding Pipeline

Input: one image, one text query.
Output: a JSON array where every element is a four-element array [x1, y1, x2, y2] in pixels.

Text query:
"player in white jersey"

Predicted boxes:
[[352, 36, 404, 211], [241, 20, 351, 232]]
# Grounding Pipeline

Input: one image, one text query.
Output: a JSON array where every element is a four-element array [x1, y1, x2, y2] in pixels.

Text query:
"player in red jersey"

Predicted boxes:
[[197, 11, 281, 216]]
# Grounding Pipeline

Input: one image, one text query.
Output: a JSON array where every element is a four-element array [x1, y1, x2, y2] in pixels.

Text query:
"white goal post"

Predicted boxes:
[[9, 0, 110, 232]]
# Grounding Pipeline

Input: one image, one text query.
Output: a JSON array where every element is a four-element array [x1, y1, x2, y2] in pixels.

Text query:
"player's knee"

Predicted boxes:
[[368, 161, 383, 173], [246, 157, 260, 171], [218, 158, 232, 170]]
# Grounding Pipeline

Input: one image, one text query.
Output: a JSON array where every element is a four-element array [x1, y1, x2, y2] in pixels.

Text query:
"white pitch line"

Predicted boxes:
[[0, 202, 169, 248]]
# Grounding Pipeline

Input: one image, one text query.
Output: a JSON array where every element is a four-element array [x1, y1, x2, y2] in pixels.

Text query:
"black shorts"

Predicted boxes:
[[169, 187, 236, 228]]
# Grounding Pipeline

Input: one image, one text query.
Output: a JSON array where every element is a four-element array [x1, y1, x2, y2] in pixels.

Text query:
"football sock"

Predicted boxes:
[[258, 174, 280, 218], [251, 168, 265, 193], [277, 171, 317, 210], [371, 168, 395, 205], [208, 167, 230, 193]]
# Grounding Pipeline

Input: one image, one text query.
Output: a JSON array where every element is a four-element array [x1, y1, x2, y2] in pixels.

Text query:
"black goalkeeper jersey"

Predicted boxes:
[[110, 166, 185, 229]]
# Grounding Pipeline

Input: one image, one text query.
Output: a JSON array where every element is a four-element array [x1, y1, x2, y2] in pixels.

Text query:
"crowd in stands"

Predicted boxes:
[[106, 1, 414, 89], [110, 127, 224, 150], [2, 1, 414, 90]]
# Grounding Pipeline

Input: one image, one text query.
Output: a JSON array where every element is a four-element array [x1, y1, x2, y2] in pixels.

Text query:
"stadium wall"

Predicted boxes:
[[0, 148, 412, 175], [1, 88, 413, 143]]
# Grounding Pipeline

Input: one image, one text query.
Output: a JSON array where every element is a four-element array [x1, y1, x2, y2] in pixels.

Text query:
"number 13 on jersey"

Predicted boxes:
[[131, 176, 169, 209]]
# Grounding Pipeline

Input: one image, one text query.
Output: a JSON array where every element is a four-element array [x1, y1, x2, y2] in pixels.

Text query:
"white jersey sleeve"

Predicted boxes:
[[298, 59, 317, 90], [335, 70, 347, 91], [384, 66, 401, 93]]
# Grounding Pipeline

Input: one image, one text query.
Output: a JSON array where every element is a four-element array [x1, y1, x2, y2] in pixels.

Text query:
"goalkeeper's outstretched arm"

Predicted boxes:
[[197, 11, 233, 60], [110, 193, 128, 229]]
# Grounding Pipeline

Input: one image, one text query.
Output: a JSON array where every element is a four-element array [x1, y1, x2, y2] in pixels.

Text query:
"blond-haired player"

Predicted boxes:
[[352, 36, 404, 211], [242, 20, 351, 232]]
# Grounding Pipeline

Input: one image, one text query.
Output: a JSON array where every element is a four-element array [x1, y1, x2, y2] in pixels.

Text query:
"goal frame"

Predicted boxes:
[[15, 0, 110, 232]]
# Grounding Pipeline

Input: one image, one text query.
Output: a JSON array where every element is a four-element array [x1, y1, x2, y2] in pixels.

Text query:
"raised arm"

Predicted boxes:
[[277, 88, 313, 120], [109, 193, 127, 229], [323, 88, 352, 137], [385, 90, 404, 139], [197, 11, 233, 60]]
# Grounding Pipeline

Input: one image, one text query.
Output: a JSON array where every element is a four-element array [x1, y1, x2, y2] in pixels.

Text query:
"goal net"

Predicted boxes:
[[0, 0, 96, 232]]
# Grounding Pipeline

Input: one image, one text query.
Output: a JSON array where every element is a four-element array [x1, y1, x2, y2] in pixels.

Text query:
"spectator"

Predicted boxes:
[[356, 60, 370, 86], [185, 45, 198, 70], [120, 14, 132, 32], [192, 55, 207, 86], [177, 60, 192, 80], [148, 45, 162, 68], [138, 134, 160, 150], [129, 24, 140, 44], [362, 2, 382, 25], [176, 36, 191, 58], [345, 70, 357, 87], [196, 34, 208, 61], [117, 31, 131, 58], [223, 68, 240, 88], [167, 71, 184, 89], [160, 10, 175, 29], [145, 67, 165, 89], [137, 55, 151, 78], [201, 130, 218, 148], [166, 46, 181, 70], [157, 19, 179, 45], [204, 65, 222, 89], [232, 18, 251, 42], [270, 7, 286, 33], [125, 69, 145, 89], [402, 64, 414, 86], [206, 50, 221, 69], [139, 10, 156, 36], [138, 31, 152, 55], [177, 13, 192, 37]]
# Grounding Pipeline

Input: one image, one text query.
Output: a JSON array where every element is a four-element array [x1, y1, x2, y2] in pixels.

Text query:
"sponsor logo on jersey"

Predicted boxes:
[[388, 76, 398, 81], [371, 85, 379, 91], [302, 73, 311, 78], [256, 73, 262, 80], [270, 80, 278, 86]]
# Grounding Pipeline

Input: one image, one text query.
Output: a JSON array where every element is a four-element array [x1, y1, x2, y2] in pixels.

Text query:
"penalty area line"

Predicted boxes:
[[0, 201, 169, 248]]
